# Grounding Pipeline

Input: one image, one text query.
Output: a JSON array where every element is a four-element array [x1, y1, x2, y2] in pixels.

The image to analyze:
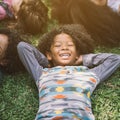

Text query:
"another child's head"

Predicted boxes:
[[0, 28, 27, 74], [38, 24, 94, 66], [17, 0, 48, 34], [50, 0, 120, 47]]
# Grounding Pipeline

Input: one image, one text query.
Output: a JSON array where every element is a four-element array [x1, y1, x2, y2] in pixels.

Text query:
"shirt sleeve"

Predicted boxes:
[[17, 42, 49, 84], [82, 53, 120, 82]]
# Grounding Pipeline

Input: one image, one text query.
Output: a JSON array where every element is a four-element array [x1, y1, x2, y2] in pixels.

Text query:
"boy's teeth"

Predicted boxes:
[[60, 54, 70, 58], [60, 54, 69, 56]]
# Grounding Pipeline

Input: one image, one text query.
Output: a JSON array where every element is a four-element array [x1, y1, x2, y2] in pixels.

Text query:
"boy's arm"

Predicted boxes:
[[17, 42, 48, 83], [82, 53, 120, 82]]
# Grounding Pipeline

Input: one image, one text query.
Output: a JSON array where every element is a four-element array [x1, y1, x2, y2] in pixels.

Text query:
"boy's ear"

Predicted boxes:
[[46, 52, 52, 61], [76, 52, 79, 60], [76, 56, 79, 60]]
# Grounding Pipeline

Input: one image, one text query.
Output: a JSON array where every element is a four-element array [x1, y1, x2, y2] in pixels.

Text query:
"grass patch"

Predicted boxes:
[[92, 70, 120, 120], [0, 74, 38, 120]]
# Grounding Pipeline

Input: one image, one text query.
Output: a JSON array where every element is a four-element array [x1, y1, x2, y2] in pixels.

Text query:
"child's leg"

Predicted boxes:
[[17, 42, 48, 84]]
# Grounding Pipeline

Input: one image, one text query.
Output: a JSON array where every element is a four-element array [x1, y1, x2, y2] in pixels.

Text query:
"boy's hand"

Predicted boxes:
[[74, 55, 83, 65]]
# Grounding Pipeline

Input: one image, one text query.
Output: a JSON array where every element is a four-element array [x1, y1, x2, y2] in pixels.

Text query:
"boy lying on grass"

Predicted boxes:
[[17, 24, 120, 120]]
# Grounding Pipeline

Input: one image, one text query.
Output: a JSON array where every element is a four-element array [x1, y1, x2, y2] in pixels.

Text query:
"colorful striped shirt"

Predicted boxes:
[[35, 66, 100, 120]]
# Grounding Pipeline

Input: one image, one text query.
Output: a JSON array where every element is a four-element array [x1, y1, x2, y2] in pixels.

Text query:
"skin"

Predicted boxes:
[[0, 34, 9, 66], [46, 33, 80, 66], [12, 0, 29, 19], [90, 0, 107, 6], [11, 0, 23, 18]]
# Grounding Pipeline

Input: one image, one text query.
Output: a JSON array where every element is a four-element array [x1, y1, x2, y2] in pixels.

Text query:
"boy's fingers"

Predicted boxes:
[[74, 55, 83, 65]]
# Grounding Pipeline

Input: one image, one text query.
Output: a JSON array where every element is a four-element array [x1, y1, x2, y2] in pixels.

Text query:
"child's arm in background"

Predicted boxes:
[[17, 42, 48, 84], [82, 53, 120, 82]]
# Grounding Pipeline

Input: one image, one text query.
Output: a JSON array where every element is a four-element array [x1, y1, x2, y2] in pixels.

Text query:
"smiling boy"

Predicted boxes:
[[17, 24, 120, 120], [46, 33, 79, 66]]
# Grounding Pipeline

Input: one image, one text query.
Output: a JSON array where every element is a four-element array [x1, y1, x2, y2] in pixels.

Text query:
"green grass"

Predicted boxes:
[[92, 70, 120, 120], [0, 48, 120, 120], [0, 73, 38, 120]]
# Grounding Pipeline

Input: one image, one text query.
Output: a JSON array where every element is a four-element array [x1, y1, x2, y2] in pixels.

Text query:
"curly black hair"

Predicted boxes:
[[51, 0, 120, 47], [0, 28, 28, 74], [38, 24, 94, 57], [17, 0, 48, 35]]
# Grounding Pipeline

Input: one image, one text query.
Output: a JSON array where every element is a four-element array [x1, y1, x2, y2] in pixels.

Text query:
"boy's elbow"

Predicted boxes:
[[117, 55, 120, 64], [17, 42, 28, 53], [114, 55, 120, 66], [109, 54, 120, 68]]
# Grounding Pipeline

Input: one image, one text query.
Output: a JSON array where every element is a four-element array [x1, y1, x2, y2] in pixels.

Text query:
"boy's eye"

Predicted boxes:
[[68, 44, 73, 46], [54, 44, 61, 47], [68, 43, 74, 46]]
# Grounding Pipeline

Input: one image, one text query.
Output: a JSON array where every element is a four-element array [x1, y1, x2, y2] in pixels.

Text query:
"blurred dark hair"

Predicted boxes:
[[51, 0, 120, 47], [0, 28, 28, 74], [17, 0, 48, 35], [38, 24, 94, 57]]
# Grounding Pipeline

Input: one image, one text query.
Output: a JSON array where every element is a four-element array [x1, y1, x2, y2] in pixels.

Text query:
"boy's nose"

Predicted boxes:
[[61, 45, 68, 50]]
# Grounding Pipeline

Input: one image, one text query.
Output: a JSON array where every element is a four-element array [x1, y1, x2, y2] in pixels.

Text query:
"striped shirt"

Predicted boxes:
[[35, 66, 99, 120]]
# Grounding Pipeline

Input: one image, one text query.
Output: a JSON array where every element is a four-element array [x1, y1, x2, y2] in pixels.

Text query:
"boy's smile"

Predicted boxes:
[[59, 53, 71, 59], [46, 33, 78, 66]]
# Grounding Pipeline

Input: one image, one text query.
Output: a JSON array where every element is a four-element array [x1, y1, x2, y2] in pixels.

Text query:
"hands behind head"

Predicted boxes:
[[47, 55, 83, 67], [74, 55, 83, 66]]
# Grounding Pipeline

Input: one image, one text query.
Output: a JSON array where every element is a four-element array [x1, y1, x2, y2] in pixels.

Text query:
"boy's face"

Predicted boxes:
[[0, 34, 9, 66], [46, 33, 78, 66]]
